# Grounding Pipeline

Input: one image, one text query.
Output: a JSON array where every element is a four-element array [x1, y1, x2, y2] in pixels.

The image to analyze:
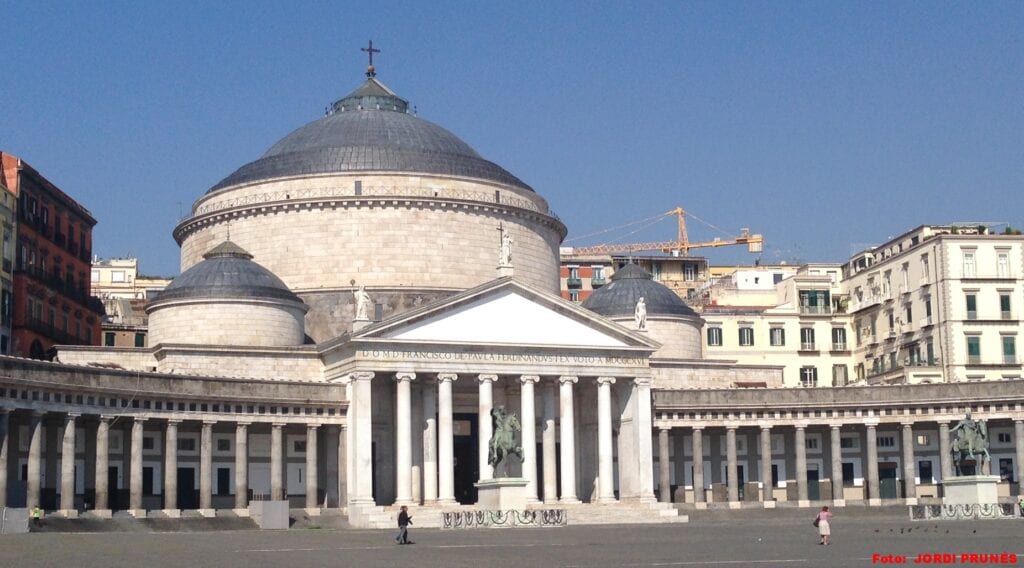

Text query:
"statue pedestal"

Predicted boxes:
[[475, 478, 528, 510], [352, 318, 371, 332], [497, 264, 514, 278], [940, 475, 1000, 504]]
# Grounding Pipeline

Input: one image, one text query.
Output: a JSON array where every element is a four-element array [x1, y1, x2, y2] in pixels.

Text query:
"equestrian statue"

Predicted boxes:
[[949, 411, 991, 476], [488, 406, 524, 475]]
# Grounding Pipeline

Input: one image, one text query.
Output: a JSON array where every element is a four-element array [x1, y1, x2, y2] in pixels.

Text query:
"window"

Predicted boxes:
[[999, 458, 1014, 482], [217, 439, 231, 452], [683, 263, 696, 282], [800, 328, 815, 351], [842, 462, 855, 486], [965, 335, 982, 364], [840, 437, 857, 449], [919, 461, 933, 484], [832, 364, 848, 386], [769, 327, 785, 347], [178, 438, 197, 452], [921, 255, 930, 280], [997, 432, 1012, 444], [997, 251, 1010, 278], [965, 294, 977, 320], [1002, 335, 1016, 364], [799, 366, 818, 387], [798, 290, 830, 315], [707, 327, 722, 347], [904, 304, 912, 326], [877, 436, 895, 448], [134, 333, 146, 348], [1000, 293, 1012, 319], [294, 440, 307, 453], [738, 327, 754, 346], [91, 269, 99, 282], [925, 340, 935, 365], [925, 297, 932, 319], [916, 435, 930, 447], [963, 250, 976, 277], [111, 270, 126, 283], [104, 332, 115, 347], [592, 266, 604, 280], [831, 328, 847, 350], [568, 266, 579, 279], [142, 436, 155, 450], [568, 290, 579, 302], [805, 437, 819, 450]]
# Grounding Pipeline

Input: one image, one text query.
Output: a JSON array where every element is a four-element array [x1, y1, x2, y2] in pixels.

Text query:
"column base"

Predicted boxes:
[[728, 501, 742, 509], [127, 509, 147, 518], [639, 495, 658, 504], [197, 509, 216, 518], [349, 497, 377, 506], [85, 509, 112, 519], [797, 500, 811, 508], [596, 497, 618, 505], [832, 499, 846, 507], [436, 498, 458, 506], [304, 507, 322, 516], [161, 509, 182, 518], [694, 502, 708, 510], [232, 508, 251, 517], [905, 497, 919, 506], [559, 497, 581, 505], [57, 509, 79, 519], [762, 501, 776, 509], [868, 498, 882, 506]]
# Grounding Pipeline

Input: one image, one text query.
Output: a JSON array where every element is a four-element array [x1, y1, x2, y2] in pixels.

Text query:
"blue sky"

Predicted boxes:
[[2, 2, 1021, 276]]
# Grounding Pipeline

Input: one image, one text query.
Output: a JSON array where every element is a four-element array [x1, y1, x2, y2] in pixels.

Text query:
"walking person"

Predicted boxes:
[[814, 505, 832, 545], [395, 505, 413, 545]]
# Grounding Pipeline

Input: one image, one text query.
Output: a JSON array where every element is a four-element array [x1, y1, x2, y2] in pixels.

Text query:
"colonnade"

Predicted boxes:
[[654, 418, 1024, 507]]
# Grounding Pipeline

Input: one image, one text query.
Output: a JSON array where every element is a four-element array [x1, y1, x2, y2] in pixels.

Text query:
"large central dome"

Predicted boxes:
[[208, 77, 532, 193]]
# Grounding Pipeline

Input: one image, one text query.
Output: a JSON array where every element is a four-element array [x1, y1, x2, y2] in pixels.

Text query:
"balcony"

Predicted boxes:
[[800, 342, 817, 352], [919, 316, 933, 328], [799, 305, 831, 316], [21, 316, 91, 346], [14, 263, 95, 307], [566, 277, 582, 289], [966, 311, 978, 321], [968, 355, 982, 365], [886, 330, 897, 340], [850, 295, 882, 313], [591, 276, 607, 288], [1002, 311, 1013, 321], [919, 277, 931, 287], [831, 342, 848, 352]]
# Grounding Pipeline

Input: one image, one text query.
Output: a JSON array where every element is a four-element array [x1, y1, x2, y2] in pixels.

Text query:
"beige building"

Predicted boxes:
[[91, 258, 171, 348]]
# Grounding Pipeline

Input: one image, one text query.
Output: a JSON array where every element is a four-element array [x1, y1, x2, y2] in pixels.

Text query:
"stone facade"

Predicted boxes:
[[148, 300, 307, 348]]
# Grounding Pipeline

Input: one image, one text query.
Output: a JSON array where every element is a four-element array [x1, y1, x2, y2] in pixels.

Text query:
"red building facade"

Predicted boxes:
[[1, 153, 102, 358]]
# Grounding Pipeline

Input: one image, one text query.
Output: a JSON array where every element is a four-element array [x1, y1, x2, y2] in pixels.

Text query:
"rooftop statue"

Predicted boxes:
[[634, 297, 648, 330], [950, 411, 991, 475], [353, 285, 372, 321]]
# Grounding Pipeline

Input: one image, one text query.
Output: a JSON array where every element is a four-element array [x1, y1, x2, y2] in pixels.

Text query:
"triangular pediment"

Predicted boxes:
[[349, 278, 658, 350]]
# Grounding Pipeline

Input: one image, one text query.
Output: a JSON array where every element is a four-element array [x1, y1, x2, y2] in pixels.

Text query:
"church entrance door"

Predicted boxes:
[[452, 413, 479, 505]]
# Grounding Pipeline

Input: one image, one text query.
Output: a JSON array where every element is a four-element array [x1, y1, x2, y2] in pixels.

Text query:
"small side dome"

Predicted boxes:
[[582, 264, 698, 318], [153, 241, 303, 304], [147, 241, 307, 347]]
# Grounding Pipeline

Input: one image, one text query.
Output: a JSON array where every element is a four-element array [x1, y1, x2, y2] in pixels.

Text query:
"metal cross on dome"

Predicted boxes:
[[361, 40, 380, 68]]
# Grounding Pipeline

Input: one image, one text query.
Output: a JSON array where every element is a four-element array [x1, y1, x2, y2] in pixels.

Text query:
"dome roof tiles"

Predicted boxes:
[[582, 263, 698, 319]]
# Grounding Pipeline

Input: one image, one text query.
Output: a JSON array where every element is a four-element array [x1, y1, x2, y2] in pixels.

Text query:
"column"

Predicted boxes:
[[596, 377, 616, 502], [306, 424, 319, 511], [658, 428, 671, 503], [423, 381, 438, 503], [938, 422, 952, 484], [394, 372, 415, 505], [163, 420, 179, 512], [477, 374, 496, 481], [520, 375, 539, 502], [437, 373, 458, 504], [830, 425, 845, 504], [541, 381, 558, 503], [795, 425, 808, 506], [271, 423, 284, 501], [0, 409, 8, 509], [866, 423, 880, 505], [726, 427, 739, 505], [558, 376, 579, 503], [60, 413, 78, 515], [200, 421, 214, 512], [337, 425, 347, 506], [26, 411, 43, 511], [901, 422, 916, 502], [1015, 420, 1024, 497], [344, 380, 354, 504], [692, 427, 705, 506], [634, 377, 656, 502], [129, 418, 145, 514], [760, 425, 772, 504], [94, 416, 110, 513], [234, 422, 249, 510], [410, 385, 423, 505], [350, 372, 375, 504]]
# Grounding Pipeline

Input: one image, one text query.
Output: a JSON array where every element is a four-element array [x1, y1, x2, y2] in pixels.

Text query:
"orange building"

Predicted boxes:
[[1, 153, 103, 358]]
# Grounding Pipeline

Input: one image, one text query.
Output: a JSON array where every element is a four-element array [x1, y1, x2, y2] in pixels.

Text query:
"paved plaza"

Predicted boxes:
[[4, 510, 1022, 568]]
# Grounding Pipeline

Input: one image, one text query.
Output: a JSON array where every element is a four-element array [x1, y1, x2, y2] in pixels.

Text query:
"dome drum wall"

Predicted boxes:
[[178, 182, 564, 291], [301, 289, 453, 343], [607, 315, 703, 360], [148, 299, 307, 347]]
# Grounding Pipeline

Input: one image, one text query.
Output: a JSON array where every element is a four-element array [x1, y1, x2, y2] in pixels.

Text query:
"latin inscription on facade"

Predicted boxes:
[[356, 349, 646, 367]]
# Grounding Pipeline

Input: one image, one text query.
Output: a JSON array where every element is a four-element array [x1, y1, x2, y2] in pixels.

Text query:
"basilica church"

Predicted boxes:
[[0, 61, 1021, 527]]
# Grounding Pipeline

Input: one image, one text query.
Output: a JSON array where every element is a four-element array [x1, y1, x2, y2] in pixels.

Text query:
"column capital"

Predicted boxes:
[[64, 412, 81, 421], [865, 421, 879, 429], [725, 424, 739, 431], [271, 422, 286, 429], [691, 425, 705, 433], [830, 423, 843, 431], [901, 421, 915, 429], [634, 376, 653, 387], [350, 371, 375, 382], [659, 426, 672, 432], [794, 423, 808, 431], [477, 374, 498, 384], [235, 421, 251, 428], [558, 376, 578, 385], [437, 372, 458, 383], [30, 410, 45, 418], [166, 418, 182, 426], [202, 420, 216, 427], [757, 423, 772, 431], [520, 375, 540, 385], [596, 376, 616, 386], [395, 372, 416, 382], [307, 423, 320, 432], [99, 414, 116, 423], [132, 416, 147, 425]]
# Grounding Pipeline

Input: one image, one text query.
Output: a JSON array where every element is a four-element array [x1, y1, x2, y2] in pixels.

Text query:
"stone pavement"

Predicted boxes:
[[3, 508, 1022, 568]]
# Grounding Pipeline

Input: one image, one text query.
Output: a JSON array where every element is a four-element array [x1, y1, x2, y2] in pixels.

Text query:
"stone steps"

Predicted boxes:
[[346, 500, 689, 528]]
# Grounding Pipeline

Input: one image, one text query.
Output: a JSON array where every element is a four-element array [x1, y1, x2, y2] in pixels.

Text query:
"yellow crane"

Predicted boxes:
[[567, 207, 764, 257]]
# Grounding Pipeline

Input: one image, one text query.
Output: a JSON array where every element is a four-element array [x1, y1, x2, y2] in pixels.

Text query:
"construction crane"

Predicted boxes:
[[567, 207, 764, 257]]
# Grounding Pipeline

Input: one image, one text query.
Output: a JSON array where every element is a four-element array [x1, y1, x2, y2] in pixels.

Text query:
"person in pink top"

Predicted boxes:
[[815, 506, 833, 545]]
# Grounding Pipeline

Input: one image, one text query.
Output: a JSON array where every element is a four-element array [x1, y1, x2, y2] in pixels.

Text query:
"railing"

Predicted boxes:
[[850, 295, 882, 312], [919, 316, 933, 327], [591, 276, 606, 287], [1004, 355, 1018, 365], [566, 277, 582, 289], [919, 277, 931, 287], [1002, 311, 1013, 320], [22, 316, 90, 346], [14, 263, 93, 305], [966, 311, 978, 321], [799, 305, 831, 315], [800, 342, 816, 351], [832, 342, 847, 351], [886, 330, 897, 339], [967, 355, 982, 365]]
